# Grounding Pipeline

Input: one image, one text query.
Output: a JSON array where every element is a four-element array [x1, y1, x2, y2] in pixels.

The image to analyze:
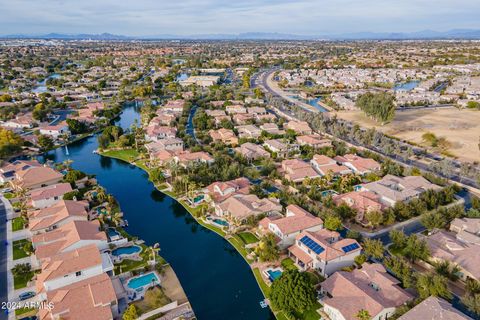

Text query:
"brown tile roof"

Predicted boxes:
[[29, 183, 73, 201], [39, 273, 116, 320], [29, 200, 88, 232], [15, 166, 63, 189], [398, 296, 472, 320]]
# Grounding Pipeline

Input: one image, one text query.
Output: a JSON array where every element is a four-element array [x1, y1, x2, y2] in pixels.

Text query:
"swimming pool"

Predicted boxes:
[[213, 218, 229, 227], [112, 245, 141, 256], [266, 269, 283, 282], [107, 228, 121, 239], [127, 272, 160, 290]]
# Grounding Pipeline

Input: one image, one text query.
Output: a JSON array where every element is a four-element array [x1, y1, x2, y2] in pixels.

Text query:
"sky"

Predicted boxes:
[[1, 0, 480, 36]]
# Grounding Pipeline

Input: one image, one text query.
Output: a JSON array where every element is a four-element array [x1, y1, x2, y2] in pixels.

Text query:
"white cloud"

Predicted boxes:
[[1, 0, 479, 35]]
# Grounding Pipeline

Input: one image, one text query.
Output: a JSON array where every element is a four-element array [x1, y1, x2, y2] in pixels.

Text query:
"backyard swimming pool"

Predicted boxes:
[[213, 218, 229, 227], [265, 268, 283, 282], [127, 272, 160, 290], [112, 245, 141, 256], [107, 228, 121, 239]]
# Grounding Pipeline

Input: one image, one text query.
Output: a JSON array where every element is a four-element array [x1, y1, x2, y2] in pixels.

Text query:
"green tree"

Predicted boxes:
[[416, 273, 452, 299], [365, 210, 382, 228], [324, 215, 343, 231], [122, 305, 138, 320], [362, 239, 384, 260], [356, 309, 371, 320], [404, 234, 430, 262], [38, 135, 54, 150], [270, 270, 316, 315], [32, 102, 50, 121], [255, 233, 279, 262], [66, 118, 89, 134], [0, 128, 23, 158], [355, 92, 396, 125], [389, 229, 407, 250]]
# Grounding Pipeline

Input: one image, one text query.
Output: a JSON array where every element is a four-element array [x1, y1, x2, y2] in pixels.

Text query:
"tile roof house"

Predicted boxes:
[[281, 159, 320, 183], [263, 139, 298, 158], [450, 218, 480, 245], [29, 200, 89, 234], [145, 138, 184, 153], [362, 175, 441, 207], [334, 154, 381, 175], [11, 166, 63, 190], [29, 183, 73, 209], [173, 151, 215, 168], [296, 134, 332, 149], [260, 123, 285, 135], [311, 155, 352, 176], [36, 244, 113, 296], [320, 263, 412, 320], [235, 124, 262, 139], [39, 121, 71, 139], [225, 104, 247, 114], [288, 229, 362, 276], [333, 191, 385, 226], [215, 194, 282, 223], [285, 120, 312, 135], [259, 204, 323, 249], [235, 143, 270, 161], [425, 230, 480, 280], [145, 125, 177, 142], [38, 273, 118, 320], [209, 128, 238, 146], [206, 177, 251, 203], [398, 296, 472, 320], [0, 159, 41, 183], [32, 220, 108, 262]]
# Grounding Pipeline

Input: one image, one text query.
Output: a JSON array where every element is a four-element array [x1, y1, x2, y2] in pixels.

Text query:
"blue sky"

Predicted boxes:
[[2, 0, 480, 35]]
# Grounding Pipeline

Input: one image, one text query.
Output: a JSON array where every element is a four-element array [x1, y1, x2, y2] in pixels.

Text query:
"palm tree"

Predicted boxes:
[[356, 309, 371, 320], [149, 243, 160, 265], [110, 211, 123, 227], [96, 187, 108, 202]]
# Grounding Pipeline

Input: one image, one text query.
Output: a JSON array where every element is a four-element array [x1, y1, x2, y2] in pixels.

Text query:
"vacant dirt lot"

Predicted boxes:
[[336, 108, 480, 162]]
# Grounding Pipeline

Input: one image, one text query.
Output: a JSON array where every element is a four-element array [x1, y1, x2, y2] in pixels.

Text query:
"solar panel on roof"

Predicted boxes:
[[341, 243, 360, 253], [300, 236, 324, 254]]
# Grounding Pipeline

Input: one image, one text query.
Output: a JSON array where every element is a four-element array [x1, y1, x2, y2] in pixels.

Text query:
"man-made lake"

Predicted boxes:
[[40, 104, 274, 320], [393, 80, 419, 91]]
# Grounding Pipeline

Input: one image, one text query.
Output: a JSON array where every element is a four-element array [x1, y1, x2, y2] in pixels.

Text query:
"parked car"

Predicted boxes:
[[19, 291, 35, 301]]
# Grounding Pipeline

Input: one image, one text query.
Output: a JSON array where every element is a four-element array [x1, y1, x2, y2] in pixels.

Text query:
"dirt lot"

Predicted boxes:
[[335, 108, 480, 162]]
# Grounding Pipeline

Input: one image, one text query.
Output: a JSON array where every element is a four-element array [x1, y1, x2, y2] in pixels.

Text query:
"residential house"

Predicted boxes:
[[209, 128, 238, 146], [233, 113, 255, 125], [281, 159, 320, 183], [225, 104, 247, 114], [288, 229, 361, 276], [285, 121, 312, 135], [0, 159, 41, 183], [33, 220, 108, 261], [333, 191, 385, 225], [206, 177, 251, 202], [36, 244, 113, 297], [264, 139, 298, 158], [235, 125, 262, 139], [450, 218, 480, 244], [38, 273, 118, 320], [39, 121, 71, 139], [362, 175, 441, 207], [296, 135, 332, 149], [145, 125, 177, 142], [398, 296, 472, 320], [320, 263, 412, 320], [259, 205, 323, 249], [235, 143, 270, 161], [215, 194, 282, 223], [145, 138, 184, 153], [260, 123, 285, 135], [11, 166, 63, 190], [173, 151, 215, 168], [28, 200, 89, 234], [334, 154, 381, 175], [311, 155, 352, 176], [425, 230, 480, 280], [30, 183, 73, 209]]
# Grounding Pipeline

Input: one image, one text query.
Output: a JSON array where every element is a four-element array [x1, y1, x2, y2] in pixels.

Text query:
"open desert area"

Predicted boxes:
[[336, 107, 480, 162]]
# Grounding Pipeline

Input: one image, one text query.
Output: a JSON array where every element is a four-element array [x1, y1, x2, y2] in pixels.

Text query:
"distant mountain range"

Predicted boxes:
[[3, 29, 480, 40]]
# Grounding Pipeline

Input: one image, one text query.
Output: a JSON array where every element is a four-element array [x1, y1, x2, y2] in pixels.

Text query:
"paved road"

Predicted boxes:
[[0, 200, 8, 320], [256, 68, 479, 191]]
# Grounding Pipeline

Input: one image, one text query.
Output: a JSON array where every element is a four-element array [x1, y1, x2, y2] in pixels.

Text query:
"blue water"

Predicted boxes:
[[176, 73, 189, 81], [37, 104, 274, 320], [213, 219, 229, 227], [107, 228, 120, 238], [32, 73, 61, 93], [393, 80, 419, 91], [127, 272, 159, 290], [267, 270, 282, 281], [288, 95, 327, 112], [112, 246, 141, 256]]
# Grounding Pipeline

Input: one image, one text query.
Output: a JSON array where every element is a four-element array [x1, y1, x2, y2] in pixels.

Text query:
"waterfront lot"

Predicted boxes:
[[336, 108, 480, 162]]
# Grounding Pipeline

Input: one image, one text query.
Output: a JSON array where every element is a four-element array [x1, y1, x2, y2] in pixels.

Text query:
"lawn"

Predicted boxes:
[[101, 149, 140, 163], [15, 307, 36, 317], [237, 232, 259, 244], [253, 268, 271, 296], [11, 217, 26, 232], [13, 271, 34, 289], [229, 235, 253, 263], [4, 192, 14, 199], [281, 257, 297, 271], [12, 239, 31, 260], [134, 287, 171, 315], [294, 302, 322, 320]]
